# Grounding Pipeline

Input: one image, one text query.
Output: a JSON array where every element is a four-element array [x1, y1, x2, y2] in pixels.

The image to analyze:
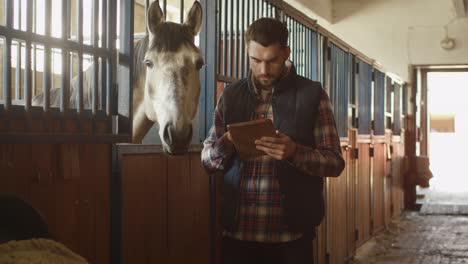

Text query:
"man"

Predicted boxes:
[[202, 18, 345, 264]]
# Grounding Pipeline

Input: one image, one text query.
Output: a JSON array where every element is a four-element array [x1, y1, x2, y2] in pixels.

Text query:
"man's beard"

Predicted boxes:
[[254, 75, 276, 90]]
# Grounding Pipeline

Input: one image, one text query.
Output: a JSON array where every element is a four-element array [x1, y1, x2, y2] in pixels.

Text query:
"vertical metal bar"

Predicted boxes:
[[101, 0, 108, 111], [260, 0, 263, 18], [235, 0, 239, 79], [246, 0, 250, 73], [305, 28, 309, 79], [60, 0, 69, 112], [300, 24, 304, 76], [256, 0, 259, 19], [217, 0, 221, 76], [229, 0, 233, 77], [43, 0, 52, 112], [252, 0, 256, 21], [308, 29, 311, 79], [92, 0, 99, 114], [180, 0, 184, 23], [77, 0, 83, 113], [15, 0, 22, 101], [117, 0, 134, 136], [223, 0, 228, 76], [163, 0, 167, 20], [106, 0, 116, 116], [24, 0, 33, 111], [240, 0, 245, 78], [4, 0, 13, 111], [32, 0, 37, 97]]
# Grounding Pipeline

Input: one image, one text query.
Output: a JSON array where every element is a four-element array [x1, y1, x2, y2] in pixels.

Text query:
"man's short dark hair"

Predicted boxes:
[[245, 18, 289, 47]]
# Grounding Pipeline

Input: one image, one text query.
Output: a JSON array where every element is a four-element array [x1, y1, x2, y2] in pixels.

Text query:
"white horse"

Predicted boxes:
[[33, 0, 204, 155]]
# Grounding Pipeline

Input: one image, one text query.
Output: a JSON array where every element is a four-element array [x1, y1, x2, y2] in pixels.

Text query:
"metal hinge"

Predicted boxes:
[[353, 148, 359, 159], [327, 46, 331, 61], [355, 229, 359, 241], [370, 147, 374, 157], [371, 120, 375, 131], [356, 62, 360, 74], [372, 70, 375, 81]]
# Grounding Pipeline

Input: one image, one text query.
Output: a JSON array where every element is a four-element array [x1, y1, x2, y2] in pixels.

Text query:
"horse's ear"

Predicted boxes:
[[147, 0, 164, 35], [184, 1, 203, 36]]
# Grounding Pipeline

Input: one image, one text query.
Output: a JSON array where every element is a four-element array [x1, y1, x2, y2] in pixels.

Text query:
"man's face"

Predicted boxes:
[[247, 41, 290, 89]]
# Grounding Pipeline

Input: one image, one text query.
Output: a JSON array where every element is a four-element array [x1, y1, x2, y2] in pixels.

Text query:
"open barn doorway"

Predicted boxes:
[[417, 69, 468, 214]]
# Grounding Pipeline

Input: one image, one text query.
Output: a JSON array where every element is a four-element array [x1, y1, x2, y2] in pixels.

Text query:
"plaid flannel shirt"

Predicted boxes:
[[201, 76, 343, 243]]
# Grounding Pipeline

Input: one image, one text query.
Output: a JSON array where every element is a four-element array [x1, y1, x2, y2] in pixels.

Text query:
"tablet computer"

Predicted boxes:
[[227, 119, 277, 160]]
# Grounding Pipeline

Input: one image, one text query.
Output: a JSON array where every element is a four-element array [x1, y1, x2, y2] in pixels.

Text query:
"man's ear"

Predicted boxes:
[[284, 46, 291, 60]]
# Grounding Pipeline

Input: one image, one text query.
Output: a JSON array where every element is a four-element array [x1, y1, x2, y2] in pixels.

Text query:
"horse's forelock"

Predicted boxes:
[[151, 22, 195, 52]]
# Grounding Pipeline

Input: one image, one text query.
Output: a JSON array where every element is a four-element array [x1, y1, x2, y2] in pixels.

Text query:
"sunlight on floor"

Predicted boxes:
[[428, 72, 468, 192]]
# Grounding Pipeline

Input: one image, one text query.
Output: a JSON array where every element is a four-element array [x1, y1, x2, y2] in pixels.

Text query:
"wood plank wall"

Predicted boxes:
[[0, 143, 111, 264], [0, 131, 406, 264], [120, 150, 210, 264], [356, 140, 371, 246], [372, 142, 386, 234]]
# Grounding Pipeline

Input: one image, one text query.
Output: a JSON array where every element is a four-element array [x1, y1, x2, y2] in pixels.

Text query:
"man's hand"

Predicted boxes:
[[255, 130, 297, 160]]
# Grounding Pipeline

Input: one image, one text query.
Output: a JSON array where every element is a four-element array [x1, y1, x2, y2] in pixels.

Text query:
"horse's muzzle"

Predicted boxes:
[[162, 123, 193, 155]]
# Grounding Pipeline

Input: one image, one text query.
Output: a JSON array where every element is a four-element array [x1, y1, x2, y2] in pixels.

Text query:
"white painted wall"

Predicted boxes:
[[286, 0, 468, 81]]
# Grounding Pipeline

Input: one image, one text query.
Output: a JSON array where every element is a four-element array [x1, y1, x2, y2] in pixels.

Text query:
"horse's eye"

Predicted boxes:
[[144, 60, 154, 68], [195, 58, 204, 70]]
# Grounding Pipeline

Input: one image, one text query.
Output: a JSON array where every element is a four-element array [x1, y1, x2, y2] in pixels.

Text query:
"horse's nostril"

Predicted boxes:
[[163, 124, 172, 143]]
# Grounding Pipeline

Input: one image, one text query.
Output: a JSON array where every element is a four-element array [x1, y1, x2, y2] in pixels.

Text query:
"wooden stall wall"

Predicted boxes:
[[391, 137, 405, 218], [384, 131, 394, 225], [371, 140, 386, 234], [326, 141, 352, 264], [347, 129, 358, 259], [119, 148, 210, 264], [356, 137, 371, 247], [0, 141, 111, 264]]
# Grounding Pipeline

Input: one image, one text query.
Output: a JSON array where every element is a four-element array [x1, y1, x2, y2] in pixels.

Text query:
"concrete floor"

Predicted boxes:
[[351, 188, 468, 264]]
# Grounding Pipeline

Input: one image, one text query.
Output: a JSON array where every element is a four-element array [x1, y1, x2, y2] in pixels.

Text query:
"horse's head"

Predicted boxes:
[[139, 1, 203, 155]]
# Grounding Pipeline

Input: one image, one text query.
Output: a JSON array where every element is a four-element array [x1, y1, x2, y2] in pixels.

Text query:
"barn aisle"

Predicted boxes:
[[351, 188, 468, 264]]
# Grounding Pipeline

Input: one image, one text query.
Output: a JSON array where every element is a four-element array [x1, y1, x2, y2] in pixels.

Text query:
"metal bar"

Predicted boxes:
[[77, 0, 83, 113], [256, 0, 259, 18], [117, 0, 134, 136], [32, 0, 37, 97], [24, 0, 33, 111], [163, 0, 167, 20], [92, 0, 99, 115], [300, 23, 304, 76], [306, 28, 313, 80], [223, 0, 228, 77], [0, 27, 114, 57], [229, 0, 233, 77], [60, 0, 69, 112], [15, 1, 22, 101], [106, 0, 116, 116], [260, 0, 264, 18], [240, 0, 245, 78], [101, 0, 108, 111], [3, 0, 13, 111], [216, 0, 221, 76], [43, 0, 52, 112], [180, 0, 184, 23], [246, 0, 250, 72], [235, 0, 239, 79], [305, 28, 309, 79]]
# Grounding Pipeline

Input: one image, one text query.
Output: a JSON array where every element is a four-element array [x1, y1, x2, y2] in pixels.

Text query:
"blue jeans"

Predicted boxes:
[[222, 234, 314, 264]]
